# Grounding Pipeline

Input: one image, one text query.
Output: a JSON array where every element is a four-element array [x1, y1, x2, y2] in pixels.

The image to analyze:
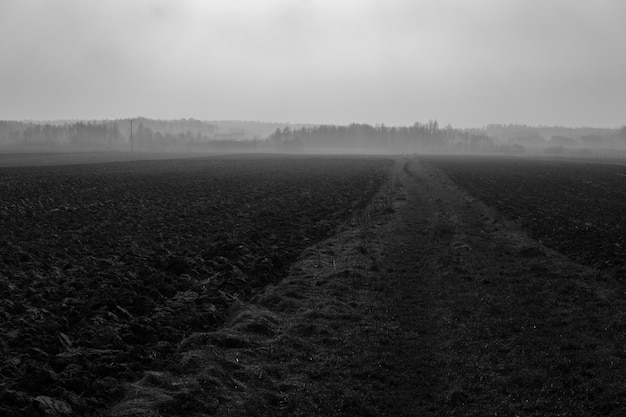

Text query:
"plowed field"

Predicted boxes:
[[5, 153, 626, 417], [0, 155, 391, 416], [424, 155, 626, 273]]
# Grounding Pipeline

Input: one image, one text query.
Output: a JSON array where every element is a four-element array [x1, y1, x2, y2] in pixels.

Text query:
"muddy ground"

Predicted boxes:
[[110, 156, 626, 416]]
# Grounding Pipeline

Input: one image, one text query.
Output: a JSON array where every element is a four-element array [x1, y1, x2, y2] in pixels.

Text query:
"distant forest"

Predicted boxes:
[[1, 118, 625, 153]]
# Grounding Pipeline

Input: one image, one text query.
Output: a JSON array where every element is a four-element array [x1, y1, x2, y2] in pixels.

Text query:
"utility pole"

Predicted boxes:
[[129, 119, 134, 152]]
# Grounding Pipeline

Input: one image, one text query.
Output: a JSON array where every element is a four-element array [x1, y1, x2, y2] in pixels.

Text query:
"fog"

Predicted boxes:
[[2, 119, 625, 159], [1, 0, 626, 128]]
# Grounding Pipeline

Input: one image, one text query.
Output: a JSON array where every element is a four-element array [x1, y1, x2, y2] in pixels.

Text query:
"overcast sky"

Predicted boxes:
[[1, 0, 624, 127]]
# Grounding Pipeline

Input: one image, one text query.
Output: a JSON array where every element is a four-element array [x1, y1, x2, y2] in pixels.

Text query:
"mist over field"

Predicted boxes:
[[1, 119, 626, 159], [1, 0, 625, 150], [4, 3, 626, 415]]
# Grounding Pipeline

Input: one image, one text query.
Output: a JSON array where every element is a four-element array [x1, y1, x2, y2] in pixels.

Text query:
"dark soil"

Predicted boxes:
[[0, 155, 390, 416], [3, 153, 626, 416], [112, 156, 626, 417], [423, 155, 626, 272]]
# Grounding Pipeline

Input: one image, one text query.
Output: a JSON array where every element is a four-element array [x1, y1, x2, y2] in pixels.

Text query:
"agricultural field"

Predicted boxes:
[[0, 154, 391, 415], [424, 155, 626, 274], [4, 152, 626, 416], [406, 155, 626, 416]]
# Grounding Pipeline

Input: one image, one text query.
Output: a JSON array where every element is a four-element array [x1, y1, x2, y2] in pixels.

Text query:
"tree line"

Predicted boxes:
[[0, 119, 483, 153], [0, 121, 123, 150], [267, 121, 454, 153], [1, 119, 624, 153], [0, 119, 224, 151]]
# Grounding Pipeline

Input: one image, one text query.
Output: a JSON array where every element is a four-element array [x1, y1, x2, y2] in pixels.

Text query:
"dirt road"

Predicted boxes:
[[111, 157, 626, 416]]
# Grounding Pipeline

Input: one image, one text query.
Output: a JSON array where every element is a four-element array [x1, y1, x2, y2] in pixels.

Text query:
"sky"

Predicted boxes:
[[0, 0, 625, 128]]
